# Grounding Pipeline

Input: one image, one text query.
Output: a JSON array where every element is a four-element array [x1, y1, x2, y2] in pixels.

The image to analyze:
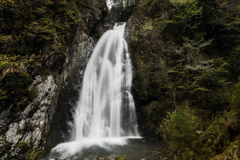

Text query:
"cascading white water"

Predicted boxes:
[[106, 0, 135, 9], [51, 23, 140, 158]]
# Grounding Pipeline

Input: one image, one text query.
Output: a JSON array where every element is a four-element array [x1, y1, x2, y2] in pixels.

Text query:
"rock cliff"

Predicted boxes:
[[124, 0, 172, 136], [0, 0, 112, 159]]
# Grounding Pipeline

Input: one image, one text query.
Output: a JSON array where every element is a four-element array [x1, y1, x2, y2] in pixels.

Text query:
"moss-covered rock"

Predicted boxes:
[[125, 0, 173, 136], [0, 0, 111, 159], [0, 71, 33, 111]]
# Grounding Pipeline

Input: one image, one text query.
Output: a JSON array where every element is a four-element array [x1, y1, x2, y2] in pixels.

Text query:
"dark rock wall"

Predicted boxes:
[[124, 0, 171, 137], [45, 33, 95, 150], [0, 0, 113, 159]]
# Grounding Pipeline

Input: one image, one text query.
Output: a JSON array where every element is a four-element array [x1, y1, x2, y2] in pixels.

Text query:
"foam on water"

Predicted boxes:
[[52, 136, 141, 158]]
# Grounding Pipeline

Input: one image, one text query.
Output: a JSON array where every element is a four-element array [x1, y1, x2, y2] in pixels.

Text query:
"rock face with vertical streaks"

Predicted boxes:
[[0, 75, 56, 158], [0, 0, 112, 159]]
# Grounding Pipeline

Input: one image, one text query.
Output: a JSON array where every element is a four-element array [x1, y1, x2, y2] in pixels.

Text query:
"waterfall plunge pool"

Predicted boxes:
[[39, 137, 165, 160]]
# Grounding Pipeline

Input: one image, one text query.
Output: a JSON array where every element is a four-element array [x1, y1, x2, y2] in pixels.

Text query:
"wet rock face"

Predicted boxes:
[[0, 75, 56, 159], [0, 0, 113, 159], [124, 17, 143, 135], [90, 10, 114, 39], [45, 33, 96, 150], [124, 1, 171, 136]]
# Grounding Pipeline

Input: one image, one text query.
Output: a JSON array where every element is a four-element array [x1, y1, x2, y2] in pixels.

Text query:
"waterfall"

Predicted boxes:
[[106, 0, 135, 9], [51, 23, 140, 158]]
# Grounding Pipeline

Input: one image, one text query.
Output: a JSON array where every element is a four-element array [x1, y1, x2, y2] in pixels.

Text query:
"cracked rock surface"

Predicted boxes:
[[0, 75, 56, 159]]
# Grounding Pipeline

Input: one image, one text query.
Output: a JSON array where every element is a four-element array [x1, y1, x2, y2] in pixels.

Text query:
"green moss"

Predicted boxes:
[[18, 141, 28, 149], [0, 0, 93, 62], [0, 71, 33, 109], [16, 128, 22, 135], [0, 95, 8, 101], [17, 101, 26, 108], [1, 72, 33, 89], [115, 154, 126, 160], [4, 35, 27, 56], [28, 86, 39, 102], [25, 148, 44, 160], [17, 141, 45, 160], [39, 68, 59, 83]]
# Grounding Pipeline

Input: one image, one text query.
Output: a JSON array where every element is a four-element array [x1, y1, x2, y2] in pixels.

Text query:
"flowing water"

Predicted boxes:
[[106, 0, 135, 9], [72, 23, 139, 140], [40, 138, 164, 160], [44, 23, 143, 159]]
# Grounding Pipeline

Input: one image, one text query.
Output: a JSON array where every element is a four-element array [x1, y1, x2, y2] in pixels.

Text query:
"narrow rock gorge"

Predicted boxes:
[[2, 0, 240, 159]]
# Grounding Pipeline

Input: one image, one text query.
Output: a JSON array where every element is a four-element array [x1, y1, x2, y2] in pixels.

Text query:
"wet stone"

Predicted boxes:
[[107, 156, 115, 160]]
